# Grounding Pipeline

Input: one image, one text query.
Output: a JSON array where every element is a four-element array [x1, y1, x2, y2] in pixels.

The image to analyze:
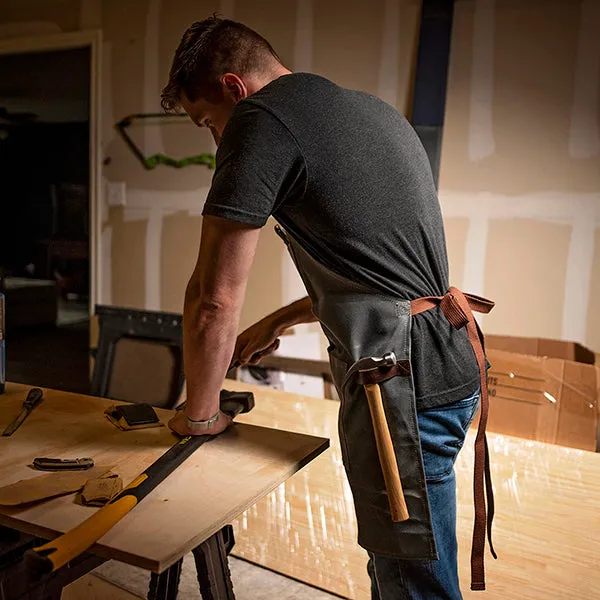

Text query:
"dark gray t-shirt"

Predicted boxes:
[[203, 73, 479, 407]]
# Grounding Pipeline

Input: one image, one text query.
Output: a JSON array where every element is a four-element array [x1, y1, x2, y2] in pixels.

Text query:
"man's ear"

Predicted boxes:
[[221, 73, 247, 103]]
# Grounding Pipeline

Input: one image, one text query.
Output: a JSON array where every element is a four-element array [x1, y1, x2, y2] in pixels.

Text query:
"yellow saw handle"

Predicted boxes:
[[26, 389, 255, 575], [27, 477, 143, 573]]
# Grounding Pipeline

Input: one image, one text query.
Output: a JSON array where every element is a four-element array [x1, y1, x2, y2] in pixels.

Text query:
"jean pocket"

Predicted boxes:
[[417, 391, 480, 482]]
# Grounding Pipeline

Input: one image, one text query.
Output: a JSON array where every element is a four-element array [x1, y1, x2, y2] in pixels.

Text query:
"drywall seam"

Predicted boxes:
[[101, 226, 112, 305], [145, 206, 162, 311], [123, 207, 150, 222], [143, 0, 165, 155], [561, 202, 596, 343], [569, 0, 600, 159], [378, 0, 401, 108], [469, 0, 496, 161], [439, 190, 600, 342], [126, 187, 211, 211], [439, 191, 600, 222], [80, 0, 102, 30], [220, 0, 235, 18], [293, 0, 313, 72]]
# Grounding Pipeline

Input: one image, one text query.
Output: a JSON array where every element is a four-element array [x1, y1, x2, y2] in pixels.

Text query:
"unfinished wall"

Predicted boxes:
[[440, 0, 600, 351], [0, 0, 598, 354]]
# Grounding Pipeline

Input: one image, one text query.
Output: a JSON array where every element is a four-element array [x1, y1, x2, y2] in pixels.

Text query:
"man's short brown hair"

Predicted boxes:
[[161, 15, 281, 111]]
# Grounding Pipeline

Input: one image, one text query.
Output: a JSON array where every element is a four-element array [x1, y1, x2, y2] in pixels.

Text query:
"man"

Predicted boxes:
[[162, 16, 494, 599]]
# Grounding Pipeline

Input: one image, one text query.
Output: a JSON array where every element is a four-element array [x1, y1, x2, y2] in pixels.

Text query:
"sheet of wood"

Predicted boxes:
[[225, 379, 600, 600], [0, 465, 113, 505], [0, 383, 328, 573]]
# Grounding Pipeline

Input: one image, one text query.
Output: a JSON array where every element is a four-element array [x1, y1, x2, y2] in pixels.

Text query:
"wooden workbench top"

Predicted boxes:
[[0, 383, 329, 573]]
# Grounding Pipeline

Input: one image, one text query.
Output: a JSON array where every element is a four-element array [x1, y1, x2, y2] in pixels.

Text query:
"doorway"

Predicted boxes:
[[0, 33, 101, 395]]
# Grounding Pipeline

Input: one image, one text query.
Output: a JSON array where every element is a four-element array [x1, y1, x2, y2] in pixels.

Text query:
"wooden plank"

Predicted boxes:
[[0, 383, 329, 573], [224, 379, 600, 600]]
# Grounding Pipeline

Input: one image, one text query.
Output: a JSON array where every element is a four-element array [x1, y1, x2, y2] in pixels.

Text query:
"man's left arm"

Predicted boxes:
[[169, 215, 261, 436]]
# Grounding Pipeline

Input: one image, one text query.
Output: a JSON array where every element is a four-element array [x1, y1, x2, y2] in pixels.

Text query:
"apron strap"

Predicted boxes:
[[411, 287, 497, 591]]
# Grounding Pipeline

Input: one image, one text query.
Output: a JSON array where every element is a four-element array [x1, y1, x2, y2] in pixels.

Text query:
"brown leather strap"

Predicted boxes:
[[411, 287, 497, 591], [357, 360, 412, 385]]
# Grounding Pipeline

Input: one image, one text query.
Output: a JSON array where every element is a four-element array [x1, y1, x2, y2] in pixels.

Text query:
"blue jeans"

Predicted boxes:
[[367, 389, 481, 600]]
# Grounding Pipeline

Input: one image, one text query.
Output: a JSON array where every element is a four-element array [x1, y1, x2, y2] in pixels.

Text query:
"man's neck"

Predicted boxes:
[[246, 65, 293, 95]]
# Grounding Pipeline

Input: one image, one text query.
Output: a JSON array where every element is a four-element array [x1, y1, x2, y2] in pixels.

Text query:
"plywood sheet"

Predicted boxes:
[[0, 384, 328, 573], [484, 219, 570, 339], [226, 379, 600, 600]]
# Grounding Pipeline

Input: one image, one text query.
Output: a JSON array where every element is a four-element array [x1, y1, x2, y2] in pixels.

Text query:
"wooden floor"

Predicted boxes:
[[226, 380, 600, 600]]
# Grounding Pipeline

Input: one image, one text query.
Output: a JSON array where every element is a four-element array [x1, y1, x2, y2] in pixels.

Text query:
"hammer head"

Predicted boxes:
[[355, 352, 397, 373], [219, 390, 255, 417]]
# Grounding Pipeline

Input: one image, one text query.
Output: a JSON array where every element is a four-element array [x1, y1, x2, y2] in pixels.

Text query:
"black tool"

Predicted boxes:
[[32, 458, 95, 471], [25, 389, 254, 576], [2, 388, 44, 437]]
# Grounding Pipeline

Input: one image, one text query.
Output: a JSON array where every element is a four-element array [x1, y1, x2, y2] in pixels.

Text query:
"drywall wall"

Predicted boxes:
[[440, 0, 600, 350], [0, 0, 598, 355]]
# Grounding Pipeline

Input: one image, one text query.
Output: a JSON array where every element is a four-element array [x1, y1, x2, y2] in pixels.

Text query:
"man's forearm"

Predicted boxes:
[[268, 296, 317, 334], [183, 281, 241, 420]]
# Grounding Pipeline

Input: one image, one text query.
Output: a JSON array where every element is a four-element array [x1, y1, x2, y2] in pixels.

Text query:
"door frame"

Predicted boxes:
[[0, 29, 103, 313]]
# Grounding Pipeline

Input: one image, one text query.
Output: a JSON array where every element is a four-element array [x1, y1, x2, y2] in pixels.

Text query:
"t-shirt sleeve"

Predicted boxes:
[[202, 103, 307, 227]]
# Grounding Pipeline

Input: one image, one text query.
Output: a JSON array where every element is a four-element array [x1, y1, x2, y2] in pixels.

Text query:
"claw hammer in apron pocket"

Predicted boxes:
[[347, 352, 410, 522]]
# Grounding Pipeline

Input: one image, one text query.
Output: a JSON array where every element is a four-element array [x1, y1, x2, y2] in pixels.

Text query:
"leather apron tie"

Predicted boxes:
[[411, 287, 497, 590]]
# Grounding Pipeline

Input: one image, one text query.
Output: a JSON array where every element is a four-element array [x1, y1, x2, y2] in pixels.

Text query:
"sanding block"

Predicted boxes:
[[80, 473, 123, 506], [104, 402, 163, 431]]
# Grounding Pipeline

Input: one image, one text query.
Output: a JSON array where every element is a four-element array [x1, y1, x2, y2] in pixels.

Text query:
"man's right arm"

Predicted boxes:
[[234, 296, 317, 365]]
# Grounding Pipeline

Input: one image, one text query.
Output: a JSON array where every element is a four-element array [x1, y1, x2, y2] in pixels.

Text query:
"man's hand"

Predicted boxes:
[[232, 297, 317, 367], [168, 409, 233, 437], [234, 319, 281, 366]]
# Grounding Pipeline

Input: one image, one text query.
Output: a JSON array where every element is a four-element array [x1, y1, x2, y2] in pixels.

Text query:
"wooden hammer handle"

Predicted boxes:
[[364, 383, 410, 522]]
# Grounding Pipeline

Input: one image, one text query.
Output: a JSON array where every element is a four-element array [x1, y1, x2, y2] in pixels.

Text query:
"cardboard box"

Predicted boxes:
[[486, 348, 599, 451], [485, 334, 596, 365]]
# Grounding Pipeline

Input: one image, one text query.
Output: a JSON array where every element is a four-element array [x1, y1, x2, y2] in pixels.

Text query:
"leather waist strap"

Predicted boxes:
[[411, 287, 497, 591]]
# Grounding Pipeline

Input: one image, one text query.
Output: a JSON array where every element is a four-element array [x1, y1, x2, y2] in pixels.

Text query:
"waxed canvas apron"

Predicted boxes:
[[275, 225, 437, 560]]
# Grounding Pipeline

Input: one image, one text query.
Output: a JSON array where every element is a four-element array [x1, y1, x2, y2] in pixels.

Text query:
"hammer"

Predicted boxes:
[[352, 353, 410, 522], [25, 390, 254, 576]]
